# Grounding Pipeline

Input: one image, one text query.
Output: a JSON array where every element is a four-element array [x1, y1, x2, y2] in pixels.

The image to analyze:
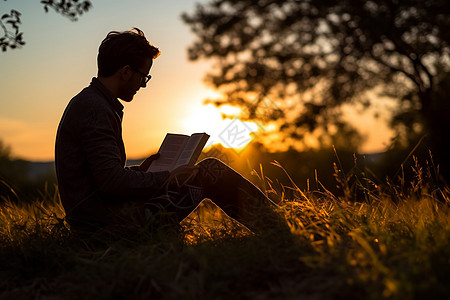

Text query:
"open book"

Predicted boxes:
[[147, 133, 210, 172]]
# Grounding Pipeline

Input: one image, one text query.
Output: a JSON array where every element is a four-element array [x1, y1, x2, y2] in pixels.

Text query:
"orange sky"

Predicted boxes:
[[0, 0, 393, 161]]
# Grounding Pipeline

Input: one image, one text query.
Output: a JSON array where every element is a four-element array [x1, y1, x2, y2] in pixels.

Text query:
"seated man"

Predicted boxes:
[[55, 28, 277, 236]]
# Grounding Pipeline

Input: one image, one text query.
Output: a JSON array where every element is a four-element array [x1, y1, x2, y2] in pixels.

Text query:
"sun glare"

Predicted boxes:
[[180, 104, 259, 151], [219, 104, 241, 116]]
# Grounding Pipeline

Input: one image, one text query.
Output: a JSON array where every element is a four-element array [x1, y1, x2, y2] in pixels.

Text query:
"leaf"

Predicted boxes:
[[11, 10, 21, 16]]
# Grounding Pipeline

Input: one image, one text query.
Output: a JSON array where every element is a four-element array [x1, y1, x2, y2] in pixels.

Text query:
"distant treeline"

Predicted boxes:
[[0, 156, 56, 202]]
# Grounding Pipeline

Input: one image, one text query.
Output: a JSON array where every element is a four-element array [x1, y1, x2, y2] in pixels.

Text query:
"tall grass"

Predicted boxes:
[[0, 157, 449, 299]]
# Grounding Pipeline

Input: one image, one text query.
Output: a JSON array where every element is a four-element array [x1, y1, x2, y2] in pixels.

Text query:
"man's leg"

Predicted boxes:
[[145, 158, 286, 233], [192, 158, 283, 233]]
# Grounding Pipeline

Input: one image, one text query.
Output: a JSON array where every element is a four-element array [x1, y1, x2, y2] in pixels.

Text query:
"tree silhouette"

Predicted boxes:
[[1, 0, 92, 52], [182, 0, 450, 154]]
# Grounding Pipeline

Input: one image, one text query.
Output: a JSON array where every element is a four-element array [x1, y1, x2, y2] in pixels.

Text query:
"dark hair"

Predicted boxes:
[[97, 27, 160, 77]]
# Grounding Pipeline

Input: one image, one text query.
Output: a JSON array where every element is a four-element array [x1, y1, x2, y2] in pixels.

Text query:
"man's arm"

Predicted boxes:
[[80, 109, 169, 197]]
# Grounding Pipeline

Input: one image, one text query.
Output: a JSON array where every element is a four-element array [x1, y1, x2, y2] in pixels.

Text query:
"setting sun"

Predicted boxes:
[[180, 104, 259, 151]]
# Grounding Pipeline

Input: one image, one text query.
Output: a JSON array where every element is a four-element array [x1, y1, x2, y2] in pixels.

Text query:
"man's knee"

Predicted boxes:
[[197, 157, 222, 165], [196, 157, 231, 183]]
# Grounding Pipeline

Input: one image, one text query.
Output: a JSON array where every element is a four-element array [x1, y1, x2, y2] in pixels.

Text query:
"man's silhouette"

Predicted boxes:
[[55, 28, 278, 236]]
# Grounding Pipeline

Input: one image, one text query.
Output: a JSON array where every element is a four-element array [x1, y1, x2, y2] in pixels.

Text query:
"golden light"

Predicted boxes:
[[180, 198, 253, 244], [180, 104, 259, 151], [219, 104, 241, 116]]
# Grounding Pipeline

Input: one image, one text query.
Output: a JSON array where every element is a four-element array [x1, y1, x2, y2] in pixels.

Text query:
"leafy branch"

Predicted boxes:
[[1, 0, 92, 52], [0, 10, 24, 52], [40, 0, 92, 21]]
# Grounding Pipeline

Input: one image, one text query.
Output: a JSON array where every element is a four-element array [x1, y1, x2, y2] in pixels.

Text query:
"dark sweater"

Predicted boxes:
[[55, 78, 169, 227]]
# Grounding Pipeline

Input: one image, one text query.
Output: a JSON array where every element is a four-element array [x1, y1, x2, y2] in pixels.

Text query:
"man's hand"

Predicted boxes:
[[139, 153, 160, 171]]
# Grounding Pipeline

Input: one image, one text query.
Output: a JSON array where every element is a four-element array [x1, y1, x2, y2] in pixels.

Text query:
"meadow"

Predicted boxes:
[[0, 157, 449, 300]]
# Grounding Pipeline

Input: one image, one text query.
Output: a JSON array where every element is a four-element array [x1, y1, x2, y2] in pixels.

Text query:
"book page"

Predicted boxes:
[[174, 133, 209, 169], [147, 134, 189, 172]]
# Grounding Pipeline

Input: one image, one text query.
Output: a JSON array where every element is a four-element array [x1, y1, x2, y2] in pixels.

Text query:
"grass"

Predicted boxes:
[[1, 157, 450, 299]]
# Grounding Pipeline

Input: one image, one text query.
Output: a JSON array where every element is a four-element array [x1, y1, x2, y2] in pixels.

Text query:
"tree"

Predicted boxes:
[[1, 0, 92, 52], [182, 0, 450, 154]]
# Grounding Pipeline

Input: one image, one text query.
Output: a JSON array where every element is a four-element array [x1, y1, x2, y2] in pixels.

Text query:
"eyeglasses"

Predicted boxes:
[[132, 68, 152, 84]]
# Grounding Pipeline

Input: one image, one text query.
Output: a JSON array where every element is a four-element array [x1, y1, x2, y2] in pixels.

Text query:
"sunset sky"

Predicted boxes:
[[0, 0, 393, 161]]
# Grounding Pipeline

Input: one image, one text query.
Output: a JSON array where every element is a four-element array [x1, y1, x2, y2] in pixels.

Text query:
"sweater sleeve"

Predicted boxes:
[[80, 108, 169, 197]]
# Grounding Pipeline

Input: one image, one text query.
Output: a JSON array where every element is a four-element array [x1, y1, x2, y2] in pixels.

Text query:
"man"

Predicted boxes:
[[55, 28, 278, 236]]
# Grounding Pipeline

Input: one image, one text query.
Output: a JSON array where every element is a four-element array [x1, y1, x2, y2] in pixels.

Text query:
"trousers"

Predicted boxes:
[[68, 158, 279, 236], [144, 158, 279, 233]]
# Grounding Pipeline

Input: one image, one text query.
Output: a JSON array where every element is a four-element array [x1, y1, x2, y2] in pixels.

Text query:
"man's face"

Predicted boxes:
[[119, 58, 153, 102]]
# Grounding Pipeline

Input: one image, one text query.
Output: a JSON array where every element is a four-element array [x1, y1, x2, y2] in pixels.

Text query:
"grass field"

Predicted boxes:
[[1, 159, 449, 299]]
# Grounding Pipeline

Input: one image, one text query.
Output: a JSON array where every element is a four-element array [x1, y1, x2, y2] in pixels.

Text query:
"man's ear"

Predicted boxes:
[[119, 65, 133, 81]]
